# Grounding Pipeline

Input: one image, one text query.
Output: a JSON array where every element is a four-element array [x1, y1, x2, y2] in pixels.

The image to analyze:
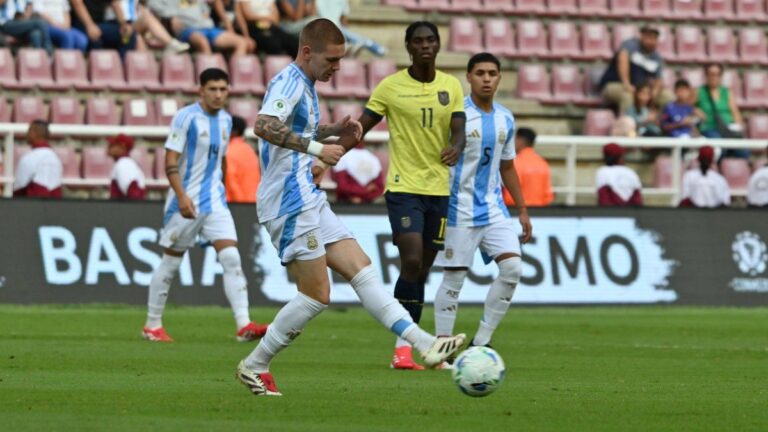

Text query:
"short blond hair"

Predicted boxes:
[[299, 18, 345, 52]]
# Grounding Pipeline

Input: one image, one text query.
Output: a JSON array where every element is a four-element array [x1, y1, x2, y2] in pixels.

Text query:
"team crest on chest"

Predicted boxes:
[[306, 231, 318, 250], [437, 91, 450, 106]]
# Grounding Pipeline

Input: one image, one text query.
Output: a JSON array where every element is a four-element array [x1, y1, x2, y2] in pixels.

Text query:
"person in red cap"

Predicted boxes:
[[13, 120, 63, 199], [107, 133, 146, 200], [595, 143, 643, 206], [679, 145, 730, 208]]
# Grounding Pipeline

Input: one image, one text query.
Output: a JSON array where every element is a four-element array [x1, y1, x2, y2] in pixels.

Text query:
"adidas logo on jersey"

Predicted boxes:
[[469, 129, 481, 138]]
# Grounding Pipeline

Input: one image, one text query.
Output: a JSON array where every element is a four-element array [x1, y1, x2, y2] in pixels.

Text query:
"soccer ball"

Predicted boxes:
[[451, 346, 506, 397]]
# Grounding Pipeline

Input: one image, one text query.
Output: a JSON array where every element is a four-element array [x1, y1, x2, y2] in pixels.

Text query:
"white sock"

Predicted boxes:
[[244, 292, 326, 372], [145, 254, 183, 329], [350, 265, 435, 353], [218, 247, 251, 329], [474, 257, 520, 346], [434, 270, 467, 337]]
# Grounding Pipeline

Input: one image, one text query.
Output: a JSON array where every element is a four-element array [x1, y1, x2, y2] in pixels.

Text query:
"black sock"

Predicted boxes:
[[394, 277, 422, 323]]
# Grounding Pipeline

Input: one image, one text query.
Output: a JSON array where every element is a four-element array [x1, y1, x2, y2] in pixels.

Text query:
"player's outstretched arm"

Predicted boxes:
[[500, 159, 532, 243], [336, 111, 381, 153], [316, 115, 362, 142], [253, 114, 343, 165], [440, 114, 466, 166]]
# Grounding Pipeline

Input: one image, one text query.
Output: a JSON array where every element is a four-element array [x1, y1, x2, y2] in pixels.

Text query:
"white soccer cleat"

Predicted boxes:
[[236, 360, 282, 396], [421, 333, 466, 368]]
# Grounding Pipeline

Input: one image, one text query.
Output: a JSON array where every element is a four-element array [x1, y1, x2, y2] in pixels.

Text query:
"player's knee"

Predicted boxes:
[[497, 256, 521, 284], [218, 246, 241, 271], [400, 254, 422, 275]]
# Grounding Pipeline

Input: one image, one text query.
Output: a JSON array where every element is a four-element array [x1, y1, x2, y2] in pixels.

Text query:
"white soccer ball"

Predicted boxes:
[[451, 346, 506, 397]]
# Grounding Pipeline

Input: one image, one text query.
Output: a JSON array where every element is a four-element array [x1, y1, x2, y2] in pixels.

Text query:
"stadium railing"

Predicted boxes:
[[1, 123, 766, 205]]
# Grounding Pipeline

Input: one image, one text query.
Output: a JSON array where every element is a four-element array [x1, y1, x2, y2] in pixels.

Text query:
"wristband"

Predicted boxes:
[[307, 140, 324, 157]]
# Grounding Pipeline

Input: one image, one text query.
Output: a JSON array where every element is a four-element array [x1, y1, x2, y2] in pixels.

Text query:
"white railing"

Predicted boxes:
[[1, 123, 766, 204]]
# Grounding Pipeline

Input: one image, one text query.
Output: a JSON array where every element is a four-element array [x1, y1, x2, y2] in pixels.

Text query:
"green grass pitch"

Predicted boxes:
[[1, 305, 767, 431]]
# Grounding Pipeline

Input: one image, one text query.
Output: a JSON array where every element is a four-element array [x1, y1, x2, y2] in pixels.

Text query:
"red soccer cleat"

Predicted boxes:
[[236, 322, 269, 342], [390, 346, 425, 370], [236, 360, 282, 396], [142, 327, 174, 342]]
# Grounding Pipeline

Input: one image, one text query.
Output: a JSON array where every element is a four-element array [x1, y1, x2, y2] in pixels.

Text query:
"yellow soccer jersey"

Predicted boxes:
[[365, 69, 465, 196]]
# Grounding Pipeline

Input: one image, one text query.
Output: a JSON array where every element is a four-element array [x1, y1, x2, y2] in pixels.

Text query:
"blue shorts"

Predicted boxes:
[[180, 27, 224, 45], [385, 191, 448, 251]]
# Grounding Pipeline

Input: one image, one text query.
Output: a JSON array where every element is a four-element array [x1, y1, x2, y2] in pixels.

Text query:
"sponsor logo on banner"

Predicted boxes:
[[729, 231, 768, 293]]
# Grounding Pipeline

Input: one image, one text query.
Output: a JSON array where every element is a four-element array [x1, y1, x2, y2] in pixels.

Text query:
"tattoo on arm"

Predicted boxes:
[[254, 115, 311, 153], [316, 124, 335, 141]]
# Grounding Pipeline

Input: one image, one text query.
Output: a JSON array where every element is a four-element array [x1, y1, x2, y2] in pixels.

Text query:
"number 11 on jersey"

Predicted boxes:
[[421, 107, 433, 128]]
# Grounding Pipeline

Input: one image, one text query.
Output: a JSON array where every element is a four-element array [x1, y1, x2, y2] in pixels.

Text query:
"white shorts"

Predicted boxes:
[[263, 201, 354, 265], [159, 210, 238, 250], [435, 218, 521, 267]]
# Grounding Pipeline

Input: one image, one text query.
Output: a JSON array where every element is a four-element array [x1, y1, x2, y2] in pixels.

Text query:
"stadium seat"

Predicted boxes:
[[547, 22, 580, 59], [548, 64, 586, 105], [513, 20, 548, 58], [50, 96, 83, 125], [579, 23, 612, 60], [656, 25, 677, 60], [448, 0, 483, 12], [481, 0, 514, 14], [546, 0, 579, 15], [156, 98, 182, 126], [403, 0, 449, 12], [125, 51, 161, 91], [228, 98, 259, 126], [662, 68, 676, 89], [229, 55, 265, 95], [265, 55, 293, 82], [332, 103, 364, 123], [53, 50, 90, 90], [671, 0, 704, 19], [578, 64, 606, 107], [130, 146, 153, 179], [86, 97, 120, 126], [0, 98, 10, 123], [89, 50, 128, 91], [737, 28, 768, 65], [722, 69, 743, 104], [748, 114, 768, 138], [53, 146, 80, 179], [449, 17, 483, 54], [333, 59, 369, 98], [579, 0, 610, 15], [13, 96, 47, 124], [160, 53, 196, 93], [742, 70, 768, 108], [734, 0, 766, 21], [195, 53, 227, 80], [583, 109, 615, 136], [82, 145, 114, 181], [707, 27, 738, 63], [154, 147, 166, 180], [610, 0, 642, 16], [512, 0, 547, 14], [680, 68, 706, 88], [612, 24, 638, 50], [705, 0, 735, 19], [515, 64, 551, 101], [720, 158, 751, 189], [675, 26, 706, 62], [368, 58, 397, 88], [123, 98, 158, 126], [16, 48, 55, 90], [0, 48, 18, 89], [652, 155, 673, 187], [643, 0, 671, 17], [483, 18, 516, 57]]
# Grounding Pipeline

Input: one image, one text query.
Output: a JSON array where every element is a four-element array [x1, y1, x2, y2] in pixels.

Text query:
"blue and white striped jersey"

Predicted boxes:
[[163, 102, 232, 224], [447, 96, 516, 228], [256, 62, 324, 222], [105, 0, 139, 22]]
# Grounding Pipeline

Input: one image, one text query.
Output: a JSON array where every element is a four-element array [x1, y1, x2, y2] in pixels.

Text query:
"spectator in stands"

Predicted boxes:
[[595, 143, 643, 206], [599, 25, 673, 114], [509, 127, 553, 207], [316, 0, 385, 57], [625, 83, 661, 137], [71, 0, 137, 57], [696, 63, 748, 159], [225, 115, 260, 203], [106, 0, 189, 52], [661, 79, 706, 139], [235, 0, 297, 56], [175, 0, 250, 56], [30, 0, 88, 52], [679, 145, 730, 208], [747, 149, 768, 207], [332, 143, 384, 204], [107, 133, 145, 200], [13, 120, 62, 198], [0, 0, 53, 55], [277, 0, 314, 36]]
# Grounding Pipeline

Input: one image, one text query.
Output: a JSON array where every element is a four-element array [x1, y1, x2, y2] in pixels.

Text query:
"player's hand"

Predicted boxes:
[[319, 144, 345, 166], [519, 209, 532, 244], [178, 194, 197, 219], [335, 115, 363, 141], [311, 164, 327, 186], [441, 146, 461, 166]]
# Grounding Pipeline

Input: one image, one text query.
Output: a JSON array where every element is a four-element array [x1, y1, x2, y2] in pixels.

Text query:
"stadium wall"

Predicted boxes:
[[1, 199, 767, 306]]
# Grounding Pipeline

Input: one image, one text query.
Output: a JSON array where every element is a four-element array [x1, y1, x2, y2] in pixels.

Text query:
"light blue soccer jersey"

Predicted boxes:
[[447, 96, 516, 228], [163, 102, 232, 224], [256, 62, 324, 222]]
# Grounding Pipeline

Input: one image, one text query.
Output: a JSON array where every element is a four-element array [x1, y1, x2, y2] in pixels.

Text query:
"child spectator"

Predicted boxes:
[[625, 83, 661, 137], [660, 79, 705, 139], [108, 133, 145, 200]]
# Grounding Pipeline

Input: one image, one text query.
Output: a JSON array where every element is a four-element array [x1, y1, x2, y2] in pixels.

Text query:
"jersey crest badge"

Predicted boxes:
[[438, 91, 450, 106], [306, 231, 318, 250], [445, 248, 454, 259]]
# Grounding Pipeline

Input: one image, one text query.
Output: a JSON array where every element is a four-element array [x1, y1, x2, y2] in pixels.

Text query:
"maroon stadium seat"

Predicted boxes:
[[314, 77, 335, 97], [671, 0, 704, 19], [125, 51, 161, 91], [742, 70, 768, 108], [579, 0, 610, 15], [0, 98, 10, 123], [53, 49, 90, 90], [86, 97, 120, 125], [643, 0, 671, 17], [368, 58, 396, 88], [17, 48, 55, 90], [707, 27, 738, 63], [612, 23, 638, 50], [89, 50, 128, 91], [195, 53, 227, 79], [483, 19, 515, 57], [748, 114, 768, 138], [583, 109, 615, 136], [610, 0, 642, 16], [515, 64, 551, 102], [514, 20, 548, 58], [228, 98, 259, 126], [722, 69, 744, 105], [154, 147, 166, 180], [265, 55, 293, 82], [449, 17, 483, 54], [229, 54, 265, 95], [50, 96, 83, 125], [548, 64, 585, 104], [547, 0, 579, 15], [662, 68, 676, 89], [675, 26, 706, 62], [579, 23, 612, 60], [680, 68, 706, 88], [13, 96, 47, 124], [656, 25, 677, 60], [705, 0, 735, 19], [512, 0, 547, 14], [156, 98, 183, 127], [578, 64, 606, 107], [737, 28, 768, 65], [734, 0, 766, 21], [334, 59, 368, 98], [481, 0, 514, 13], [123, 98, 158, 126], [720, 158, 751, 189], [448, 0, 483, 12], [547, 21, 580, 59], [82, 145, 114, 181], [653, 155, 673, 187], [53, 145, 80, 179], [130, 146, 153, 179], [403, 0, 448, 12], [160, 53, 196, 93], [0, 48, 18, 89], [332, 103, 364, 123]]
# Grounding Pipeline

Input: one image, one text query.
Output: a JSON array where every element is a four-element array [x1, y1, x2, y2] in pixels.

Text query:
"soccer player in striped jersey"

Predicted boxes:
[[236, 18, 465, 397], [433, 53, 533, 352], [142, 68, 268, 343]]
